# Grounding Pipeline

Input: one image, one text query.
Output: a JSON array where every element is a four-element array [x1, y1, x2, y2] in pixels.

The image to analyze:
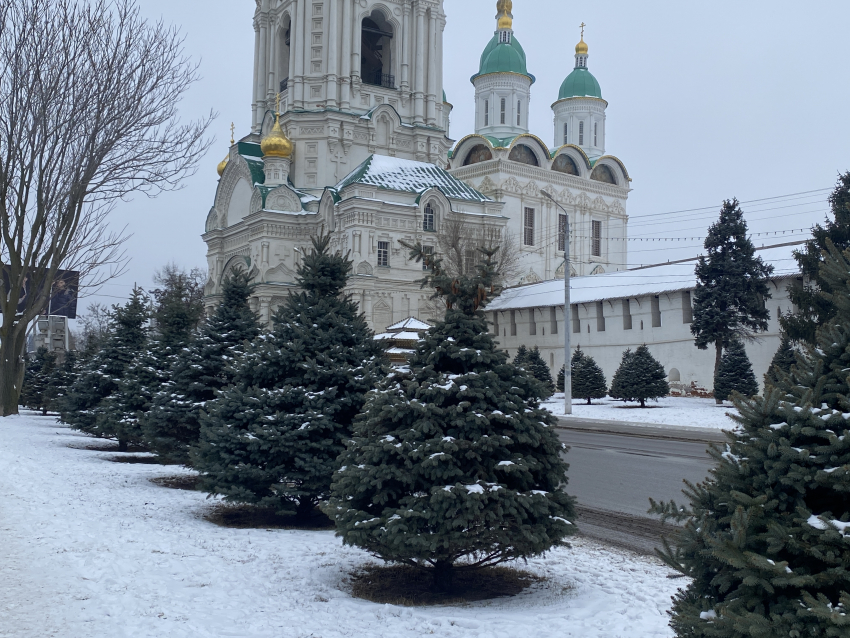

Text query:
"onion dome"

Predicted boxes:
[[575, 37, 588, 55], [496, 0, 513, 30], [558, 28, 602, 100], [261, 113, 293, 158], [471, 0, 534, 83], [216, 155, 228, 177]]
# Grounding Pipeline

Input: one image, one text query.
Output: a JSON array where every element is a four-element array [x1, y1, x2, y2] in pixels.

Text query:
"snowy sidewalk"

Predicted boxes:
[[543, 394, 740, 430], [1, 414, 681, 638]]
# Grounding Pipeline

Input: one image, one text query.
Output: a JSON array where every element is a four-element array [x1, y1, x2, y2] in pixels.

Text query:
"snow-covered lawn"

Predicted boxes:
[[543, 394, 740, 430], [1, 413, 682, 638]]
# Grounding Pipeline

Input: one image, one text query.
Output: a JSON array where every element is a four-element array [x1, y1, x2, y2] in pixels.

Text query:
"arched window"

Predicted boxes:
[[590, 164, 617, 185], [423, 202, 435, 232], [508, 144, 539, 166], [500, 98, 506, 124], [278, 20, 291, 93], [563, 123, 568, 145], [484, 100, 489, 126], [594, 122, 598, 146], [579, 121, 584, 145], [361, 11, 394, 88], [517, 100, 521, 126], [462, 144, 493, 166], [552, 154, 579, 175]]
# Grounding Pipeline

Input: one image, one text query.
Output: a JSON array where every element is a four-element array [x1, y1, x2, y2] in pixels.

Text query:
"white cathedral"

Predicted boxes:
[[203, 0, 631, 331]]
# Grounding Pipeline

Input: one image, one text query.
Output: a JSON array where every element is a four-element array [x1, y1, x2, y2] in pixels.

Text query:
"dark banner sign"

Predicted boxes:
[[2, 268, 80, 319]]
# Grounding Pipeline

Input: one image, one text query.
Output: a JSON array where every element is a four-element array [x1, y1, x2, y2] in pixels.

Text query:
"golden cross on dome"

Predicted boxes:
[[230, 122, 235, 145], [580, 22, 586, 38]]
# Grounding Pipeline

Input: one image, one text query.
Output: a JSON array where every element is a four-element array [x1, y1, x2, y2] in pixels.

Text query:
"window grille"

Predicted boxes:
[[423, 203, 435, 231], [563, 123, 568, 145], [558, 214, 567, 252], [523, 207, 535, 246], [500, 98, 506, 124], [377, 241, 389, 267], [579, 121, 584, 145], [591, 220, 602, 257], [464, 248, 477, 275]]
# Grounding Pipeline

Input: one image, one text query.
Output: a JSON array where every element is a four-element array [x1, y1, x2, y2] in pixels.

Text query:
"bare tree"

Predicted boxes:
[[76, 303, 113, 354], [0, 0, 213, 415], [435, 218, 521, 287]]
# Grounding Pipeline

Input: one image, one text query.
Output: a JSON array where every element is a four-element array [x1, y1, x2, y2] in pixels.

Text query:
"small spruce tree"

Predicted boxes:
[[525, 346, 555, 397], [513, 344, 529, 367], [326, 243, 575, 592], [557, 365, 565, 392], [62, 288, 149, 450], [651, 240, 850, 637], [714, 338, 759, 402], [572, 347, 607, 405], [764, 333, 797, 388], [691, 199, 774, 403], [610, 345, 669, 408], [195, 232, 385, 521], [20, 347, 57, 413], [45, 350, 80, 415], [143, 269, 261, 462]]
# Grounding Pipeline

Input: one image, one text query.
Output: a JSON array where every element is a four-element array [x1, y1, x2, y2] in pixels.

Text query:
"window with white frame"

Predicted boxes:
[[591, 220, 602, 257], [523, 207, 535, 246], [464, 248, 477, 275], [377, 241, 389, 267], [579, 121, 584, 145], [422, 245, 434, 271], [484, 100, 489, 126], [558, 214, 567, 252], [500, 98, 506, 124], [423, 202, 435, 231]]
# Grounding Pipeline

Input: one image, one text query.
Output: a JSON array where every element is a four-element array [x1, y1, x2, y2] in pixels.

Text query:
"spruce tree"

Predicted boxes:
[[101, 267, 204, 450], [20, 347, 57, 413], [572, 347, 607, 405], [609, 345, 669, 408], [651, 240, 850, 637], [557, 365, 565, 392], [514, 344, 529, 367], [782, 172, 850, 344], [195, 232, 385, 521], [45, 350, 79, 415], [691, 199, 774, 402], [525, 346, 555, 397], [714, 338, 759, 402], [62, 289, 148, 450], [143, 269, 261, 462], [326, 243, 575, 592], [764, 334, 797, 388]]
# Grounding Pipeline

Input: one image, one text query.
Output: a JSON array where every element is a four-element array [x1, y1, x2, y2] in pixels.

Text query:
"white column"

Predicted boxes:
[[341, 0, 352, 108], [258, 16, 269, 114], [401, 4, 411, 92], [413, 5, 425, 124], [295, 0, 307, 107], [425, 10, 437, 125], [252, 23, 261, 131], [287, 7, 297, 96], [327, 0, 338, 107], [268, 19, 277, 101]]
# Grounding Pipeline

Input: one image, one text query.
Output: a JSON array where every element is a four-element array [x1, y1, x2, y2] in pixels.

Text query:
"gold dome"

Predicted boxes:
[[575, 37, 588, 55], [261, 114, 293, 158], [496, 0, 513, 29], [216, 154, 229, 177]]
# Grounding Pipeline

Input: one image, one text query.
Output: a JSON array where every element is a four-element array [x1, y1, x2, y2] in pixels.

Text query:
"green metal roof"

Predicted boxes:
[[484, 135, 518, 149], [336, 155, 491, 202], [558, 67, 602, 100], [472, 33, 534, 83], [244, 158, 266, 186]]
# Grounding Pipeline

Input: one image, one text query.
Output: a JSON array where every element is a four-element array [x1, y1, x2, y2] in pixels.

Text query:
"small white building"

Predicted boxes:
[[486, 243, 803, 393]]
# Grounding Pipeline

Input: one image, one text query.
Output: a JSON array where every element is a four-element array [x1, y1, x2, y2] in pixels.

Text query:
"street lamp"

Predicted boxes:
[[541, 190, 572, 415]]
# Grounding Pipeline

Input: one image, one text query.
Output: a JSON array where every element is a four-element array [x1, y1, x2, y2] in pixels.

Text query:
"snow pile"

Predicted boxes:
[[543, 394, 740, 430], [0, 413, 682, 637]]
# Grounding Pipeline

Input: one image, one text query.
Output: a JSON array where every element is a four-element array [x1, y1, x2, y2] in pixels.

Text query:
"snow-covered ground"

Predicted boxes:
[[543, 394, 740, 430], [0, 413, 682, 637]]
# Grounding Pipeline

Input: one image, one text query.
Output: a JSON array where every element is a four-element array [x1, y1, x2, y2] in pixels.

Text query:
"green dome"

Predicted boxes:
[[558, 67, 602, 100], [472, 33, 534, 83]]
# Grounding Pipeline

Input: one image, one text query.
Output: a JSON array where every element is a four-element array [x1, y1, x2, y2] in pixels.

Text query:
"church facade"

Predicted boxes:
[[202, 0, 632, 331]]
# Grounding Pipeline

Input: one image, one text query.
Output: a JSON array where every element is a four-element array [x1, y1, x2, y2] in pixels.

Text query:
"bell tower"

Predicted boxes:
[[248, 0, 452, 192]]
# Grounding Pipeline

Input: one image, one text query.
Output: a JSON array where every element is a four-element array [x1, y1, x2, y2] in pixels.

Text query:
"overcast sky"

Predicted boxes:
[[86, 0, 850, 309]]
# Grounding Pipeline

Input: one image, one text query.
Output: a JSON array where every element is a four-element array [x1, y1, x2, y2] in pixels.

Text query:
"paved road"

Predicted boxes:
[[556, 422, 722, 553]]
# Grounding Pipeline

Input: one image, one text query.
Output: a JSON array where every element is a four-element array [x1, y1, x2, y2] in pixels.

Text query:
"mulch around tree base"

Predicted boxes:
[[105, 455, 182, 465], [70, 443, 150, 453], [150, 475, 200, 491], [349, 565, 543, 606], [204, 503, 335, 531]]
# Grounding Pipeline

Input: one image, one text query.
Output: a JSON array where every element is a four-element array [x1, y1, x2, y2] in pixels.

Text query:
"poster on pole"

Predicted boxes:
[[1, 268, 80, 319]]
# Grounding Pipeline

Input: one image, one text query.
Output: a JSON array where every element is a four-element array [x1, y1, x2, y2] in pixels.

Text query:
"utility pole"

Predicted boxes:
[[542, 190, 572, 415]]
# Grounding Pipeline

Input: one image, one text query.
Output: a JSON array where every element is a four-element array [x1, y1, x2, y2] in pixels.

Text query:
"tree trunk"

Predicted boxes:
[[432, 561, 455, 593], [117, 438, 128, 453], [586, 397, 591, 405], [714, 342, 723, 405], [640, 398, 646, 408], [0, 327, 28, 416], [295, 498, 315, 524]]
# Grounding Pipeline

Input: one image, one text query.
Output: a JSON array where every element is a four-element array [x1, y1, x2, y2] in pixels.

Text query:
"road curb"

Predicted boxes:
[[555, 417, 728, 444]]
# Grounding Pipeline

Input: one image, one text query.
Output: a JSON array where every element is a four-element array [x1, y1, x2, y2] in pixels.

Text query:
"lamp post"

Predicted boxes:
[[541, 190, 572, 415]]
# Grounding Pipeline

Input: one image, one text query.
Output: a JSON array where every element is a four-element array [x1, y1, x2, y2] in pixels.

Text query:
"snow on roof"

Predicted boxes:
[[387, 317, 431, 331], [335, 154, 491, 202], [487, 242, 803, 312], [375, 331, 423, 341]]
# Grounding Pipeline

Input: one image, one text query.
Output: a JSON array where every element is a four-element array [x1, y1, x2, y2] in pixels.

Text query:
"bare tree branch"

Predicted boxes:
[[0, 0, 214, 414]]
